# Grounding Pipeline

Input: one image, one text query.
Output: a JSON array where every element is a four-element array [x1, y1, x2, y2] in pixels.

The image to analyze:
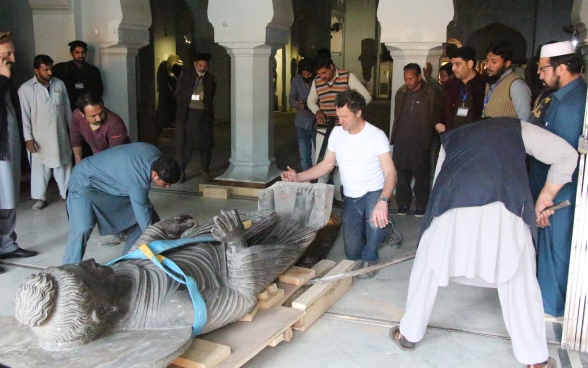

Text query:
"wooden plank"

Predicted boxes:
[[278, 266, 316, 285], [291, 260, 355, 309], [275, 282, 303, 308], [198, 184, 260, 198], [266, 283, 278, 293], [238, 303, 259, 322], [172, 339, 231, 368], [258, 288, 285, 309], [268, 328, 293, 347], [202, 186, 229, 199], [201, 306, 304, 368], [312, 260, 337, 277], [292, 276, 352, 332]]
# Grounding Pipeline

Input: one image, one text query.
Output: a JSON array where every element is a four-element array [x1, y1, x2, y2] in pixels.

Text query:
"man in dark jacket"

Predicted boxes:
[[52, 40, 104, 111], [0, 32, 38, 273], [391, 63, 442, 217], [174, 52, 216, 183]]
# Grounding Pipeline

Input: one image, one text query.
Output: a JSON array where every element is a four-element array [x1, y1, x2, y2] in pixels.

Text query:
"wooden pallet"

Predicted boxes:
[[170, 260, 344, 368]]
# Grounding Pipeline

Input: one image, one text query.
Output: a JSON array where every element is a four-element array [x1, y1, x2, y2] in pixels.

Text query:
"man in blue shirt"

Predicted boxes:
[[62, 142, 181, 264], [529, 41, 586, 317]]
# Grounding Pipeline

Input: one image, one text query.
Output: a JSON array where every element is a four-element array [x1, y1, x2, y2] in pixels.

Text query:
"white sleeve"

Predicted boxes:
[[348, 72, 372, 105], [432, 146, 446, 187], [307, 81, 320, 114], [521, 121, 578, 184], [18, 85, 33, 141], [327, 127, 341, 153], [373, 127, 391, 155]]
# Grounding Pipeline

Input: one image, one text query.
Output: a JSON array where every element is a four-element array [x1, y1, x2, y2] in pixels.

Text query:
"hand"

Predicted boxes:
[[0, 56, 11, 79], [297, 101, 305, 110], [199, 91, 204, 101], [424, 62, 433, 78], [535, 196, 555, 228], [370, 201, 389, 228], [281, 166, 299, 182], [211, 210, 247, 251], [316, 110, 327, 124], [435, 123, 446, 133], [25, 140, 39, 153]]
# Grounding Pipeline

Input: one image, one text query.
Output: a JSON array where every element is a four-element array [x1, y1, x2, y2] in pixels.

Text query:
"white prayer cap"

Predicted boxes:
[[540, 41, 576, 58]]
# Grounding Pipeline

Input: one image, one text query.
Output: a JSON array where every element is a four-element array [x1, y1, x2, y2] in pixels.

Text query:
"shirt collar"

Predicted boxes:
[[552, 77, 583, 101]]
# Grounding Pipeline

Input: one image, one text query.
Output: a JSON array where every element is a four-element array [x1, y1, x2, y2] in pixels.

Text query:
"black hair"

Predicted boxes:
[[33, 54, 54, 69], [550, 52, 584, 74], [452, 46, 477, 64], [486, 41, 514, 62], [440, 63, 453, 76], [403, 63, 421, 75], [334, 89, 366, 114], [314, 54, 334, 72], [68, 40, 88, 53], [151, 158, 181, 184], [75, 92, 104, 113], [298, 58, 314, 74], [316, 48, 331, 59]]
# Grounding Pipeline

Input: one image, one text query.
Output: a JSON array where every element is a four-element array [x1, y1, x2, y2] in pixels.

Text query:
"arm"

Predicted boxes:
[[521, 122, 579, 227], [288, 76, 300, 109], [69, 111, 86, 161], [73, 146, 83, 164], [18, 85, 38, 153], [95, 69, 104, 98], [107, 117, 130, 147], [307, 81, 320, 113], [510, 79, 532, 120], [281, 149, 336, 182], [129, 187, 155, 232], [371, 152, 397, 228], [347, 72, 372, 105]]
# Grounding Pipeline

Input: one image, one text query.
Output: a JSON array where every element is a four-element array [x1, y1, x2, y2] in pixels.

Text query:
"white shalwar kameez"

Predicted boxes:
[[18, 77, 72, 200], [399, 122, 578, 365]]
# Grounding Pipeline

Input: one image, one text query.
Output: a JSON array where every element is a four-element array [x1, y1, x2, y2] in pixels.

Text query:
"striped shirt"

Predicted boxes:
[[315, 70, 350, 117]]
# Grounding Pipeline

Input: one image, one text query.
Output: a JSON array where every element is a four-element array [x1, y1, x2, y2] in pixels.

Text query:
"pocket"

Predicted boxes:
[[53, 92, 64, 106]]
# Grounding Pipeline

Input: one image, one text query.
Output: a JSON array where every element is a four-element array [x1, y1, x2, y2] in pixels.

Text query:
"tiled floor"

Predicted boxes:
[[1, 189, 585, 368]]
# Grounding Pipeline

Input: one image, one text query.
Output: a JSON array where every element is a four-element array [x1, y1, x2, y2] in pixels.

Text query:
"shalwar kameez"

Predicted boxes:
[[18, 76, 72, 200], [398, 118, 578, 365]]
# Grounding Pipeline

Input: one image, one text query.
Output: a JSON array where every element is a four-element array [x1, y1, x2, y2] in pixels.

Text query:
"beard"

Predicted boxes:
[[542, 75, 560, 91], [197, 71, 206, 77], [486, 66, 508, 85]]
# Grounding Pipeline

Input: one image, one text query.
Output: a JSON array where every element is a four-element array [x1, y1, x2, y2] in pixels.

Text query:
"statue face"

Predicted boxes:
[[61, 259, 117, 306]]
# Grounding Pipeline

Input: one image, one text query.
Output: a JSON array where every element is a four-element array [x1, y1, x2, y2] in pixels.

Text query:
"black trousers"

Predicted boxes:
[[395, 167, 431, 210], [177, 109, 213, 173]]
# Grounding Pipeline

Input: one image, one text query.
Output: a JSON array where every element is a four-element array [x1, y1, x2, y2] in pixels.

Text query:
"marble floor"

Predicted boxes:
[[1, 187, 587, 368]]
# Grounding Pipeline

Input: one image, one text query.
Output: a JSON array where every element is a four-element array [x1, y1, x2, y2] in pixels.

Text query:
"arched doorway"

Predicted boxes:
[[466, 22, 528, 64]]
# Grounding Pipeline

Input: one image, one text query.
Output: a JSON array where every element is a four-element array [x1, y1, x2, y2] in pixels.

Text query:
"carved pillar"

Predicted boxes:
[[377, 0, 453, 137], [208, 0, 293, 187]]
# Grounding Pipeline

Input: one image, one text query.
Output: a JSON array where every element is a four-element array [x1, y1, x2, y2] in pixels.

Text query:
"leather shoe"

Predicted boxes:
[[0, 247, 38, 259]]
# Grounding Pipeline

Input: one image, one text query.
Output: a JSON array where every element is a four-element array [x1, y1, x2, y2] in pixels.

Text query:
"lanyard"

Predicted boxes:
[[458, 86, 469, 107], [194, 76, 203, 90], [107, 235, 215, 336], [483, 76, 506, 111]]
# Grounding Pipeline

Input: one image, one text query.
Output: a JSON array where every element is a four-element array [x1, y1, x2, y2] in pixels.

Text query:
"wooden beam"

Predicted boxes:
[[291, 260, 355, 309], [172, 339, 231, 368], [278, 266, 316, 285], [238, 303, 259, 322]]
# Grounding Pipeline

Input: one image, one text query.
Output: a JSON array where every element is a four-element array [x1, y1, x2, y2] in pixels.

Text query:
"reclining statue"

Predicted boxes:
[[13, 183, 331, 352]]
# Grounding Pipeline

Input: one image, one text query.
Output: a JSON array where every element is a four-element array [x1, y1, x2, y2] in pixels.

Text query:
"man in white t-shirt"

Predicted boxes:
[[282, 90, 397, 278]]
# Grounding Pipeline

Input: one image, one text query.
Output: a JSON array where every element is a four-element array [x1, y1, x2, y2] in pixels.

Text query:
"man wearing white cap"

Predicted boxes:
[[529, 40, 586, 318]]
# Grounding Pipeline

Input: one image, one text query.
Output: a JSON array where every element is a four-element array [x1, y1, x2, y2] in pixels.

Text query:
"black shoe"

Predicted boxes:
[[414, 208, 426, 217], [0, 266, 4, 274], [356, 260, 378, 279], [0, 247, 38, 259], [396, 207, 409, 215]]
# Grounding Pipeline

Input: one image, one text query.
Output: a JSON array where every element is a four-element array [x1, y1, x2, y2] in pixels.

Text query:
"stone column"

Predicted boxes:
[[28, 0, 75, 62], [208, 0, 293, 187], [100, 45, 141, 142], [377, 0, 453, 137]]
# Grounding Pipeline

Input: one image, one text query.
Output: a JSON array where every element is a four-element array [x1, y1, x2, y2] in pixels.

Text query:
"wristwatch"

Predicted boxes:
[[378, 197, 388, 203]]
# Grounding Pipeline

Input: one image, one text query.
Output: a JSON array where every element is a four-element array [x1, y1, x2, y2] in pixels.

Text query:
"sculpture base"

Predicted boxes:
[[212, 175, 280, 189], [0, 316, 192, 368]]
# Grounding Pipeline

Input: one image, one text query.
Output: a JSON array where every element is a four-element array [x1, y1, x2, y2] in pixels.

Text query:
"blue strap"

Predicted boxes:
[[106, 236, 214, 336]]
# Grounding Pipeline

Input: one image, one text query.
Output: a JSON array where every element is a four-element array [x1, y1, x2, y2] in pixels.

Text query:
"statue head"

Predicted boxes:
[[14, 259, 118, 351]]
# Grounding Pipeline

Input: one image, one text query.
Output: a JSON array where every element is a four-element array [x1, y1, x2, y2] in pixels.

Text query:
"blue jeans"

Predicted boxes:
[[341, 190, 387, 262], [297, 127, 316, 171]]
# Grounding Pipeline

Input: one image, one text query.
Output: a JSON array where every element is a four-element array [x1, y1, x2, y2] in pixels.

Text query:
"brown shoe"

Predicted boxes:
[[527, 357, 557, 368], [389, 326, 416, 351]]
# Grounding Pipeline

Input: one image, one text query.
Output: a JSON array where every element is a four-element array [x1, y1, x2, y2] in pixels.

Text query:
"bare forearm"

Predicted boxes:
[[380, 171, 397, 199], [297, 161, 334, 182], [73, 146, 83, 164]]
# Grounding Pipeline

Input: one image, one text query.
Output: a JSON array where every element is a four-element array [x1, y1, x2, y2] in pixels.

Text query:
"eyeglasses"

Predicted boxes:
[[538, 64, 554, 73]]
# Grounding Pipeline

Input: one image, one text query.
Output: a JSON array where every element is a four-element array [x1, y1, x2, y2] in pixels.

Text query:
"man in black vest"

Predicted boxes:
[[52, 40, 104, 111], [390, 118, 576, 368]]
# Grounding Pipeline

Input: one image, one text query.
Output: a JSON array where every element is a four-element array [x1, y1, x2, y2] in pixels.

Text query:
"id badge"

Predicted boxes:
[[457, 107, 469, 117], [75, 83, 84, 89], [191, 94, 200, 101]]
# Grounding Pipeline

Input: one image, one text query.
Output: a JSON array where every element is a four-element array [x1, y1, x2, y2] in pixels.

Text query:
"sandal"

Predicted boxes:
[[389, 326, 416, 351], [527, 357, 557, 368]]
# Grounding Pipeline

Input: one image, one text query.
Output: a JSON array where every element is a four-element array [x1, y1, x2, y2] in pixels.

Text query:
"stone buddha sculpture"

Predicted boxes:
[[14, 183, 332, 352]]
